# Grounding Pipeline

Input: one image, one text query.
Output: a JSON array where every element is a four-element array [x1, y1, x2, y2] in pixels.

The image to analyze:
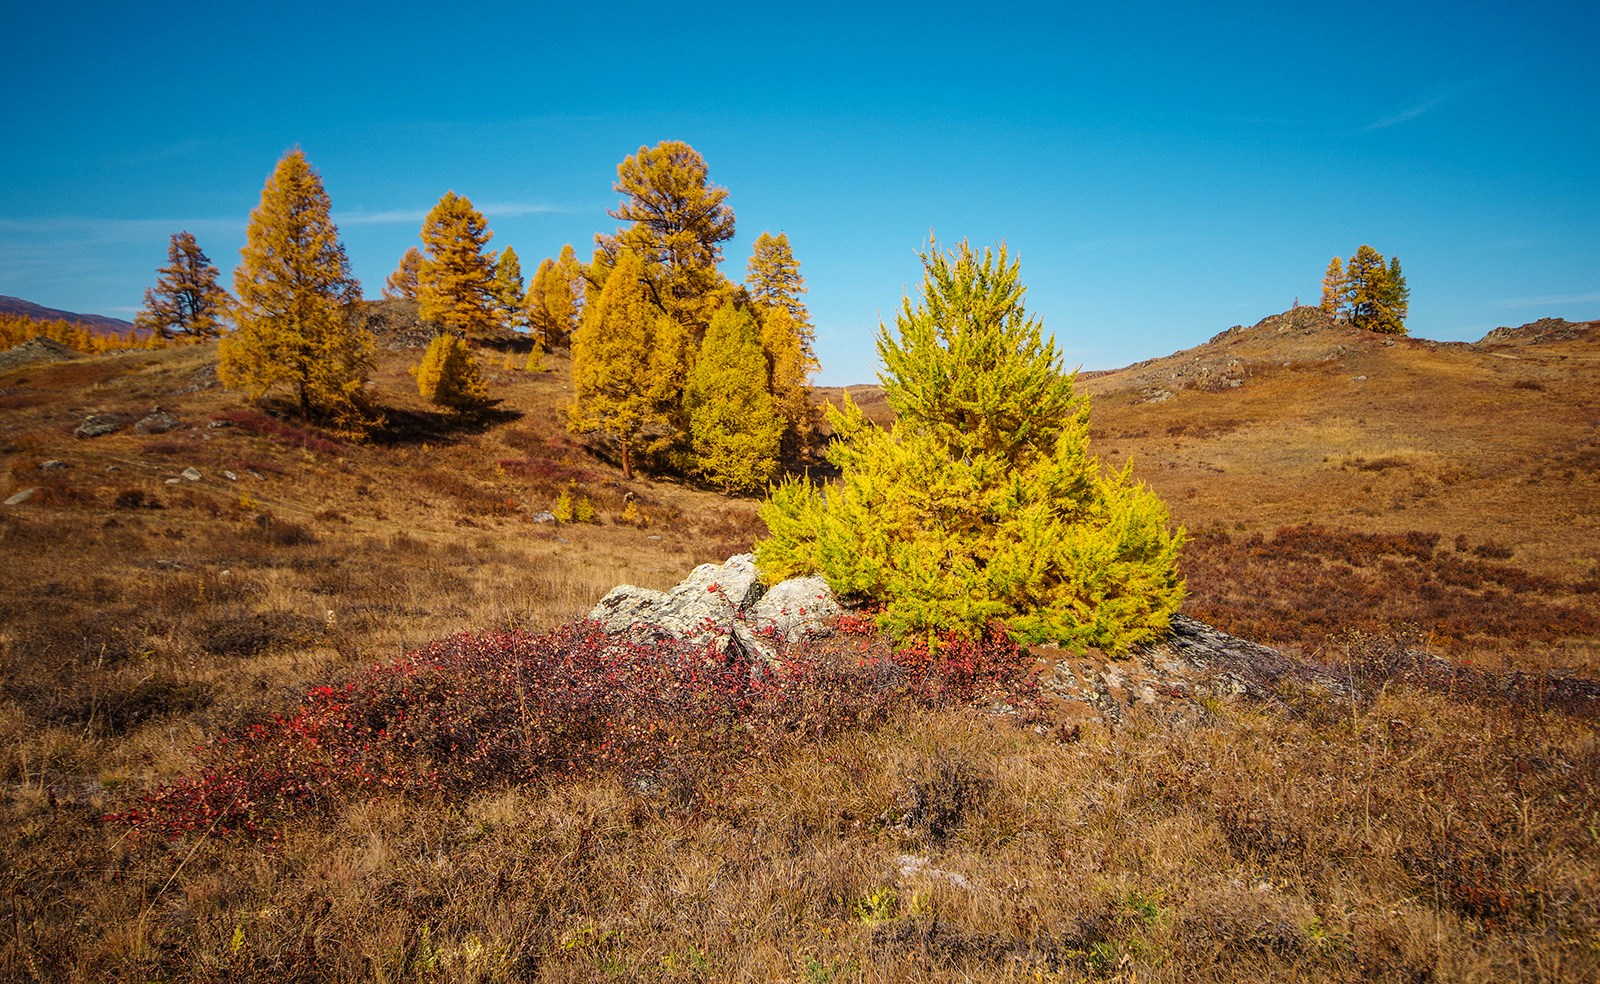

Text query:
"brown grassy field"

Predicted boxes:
[[2, 307, 1598, 982]]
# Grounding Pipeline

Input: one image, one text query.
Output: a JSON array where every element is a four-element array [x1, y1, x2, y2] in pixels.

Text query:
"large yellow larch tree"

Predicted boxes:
[[569, 250, 663, 479], [219, 148, 378, 435], [417, 191, 498, 338], [595, 140, 736, 334]]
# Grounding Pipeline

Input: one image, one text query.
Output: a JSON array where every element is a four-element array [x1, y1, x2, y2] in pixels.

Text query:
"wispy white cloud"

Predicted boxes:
[[1494, 290, 1600, 308], [332, 209, 429, 226], [0, 215, 242, 242], [480, 201, 567, 218], [333, 201, 578, 226], [1367, 80, 1481, 129]]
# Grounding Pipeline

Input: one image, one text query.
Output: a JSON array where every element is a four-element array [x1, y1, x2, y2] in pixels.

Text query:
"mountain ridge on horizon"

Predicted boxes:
[[0, 294, 135, 334]]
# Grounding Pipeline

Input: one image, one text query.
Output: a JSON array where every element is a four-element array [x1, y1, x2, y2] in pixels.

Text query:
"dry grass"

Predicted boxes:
[[1, 318, 1597, 981]]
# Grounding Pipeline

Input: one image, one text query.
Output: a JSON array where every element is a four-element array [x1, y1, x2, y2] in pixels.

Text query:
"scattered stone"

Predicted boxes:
[[74, 413, 126, 439], [107, 465, 121, 472], [164, 478, 181, 485], [531, 510, 556, 523], [207, 420, 231, 429], [135, 411, 181, 435], [1030, 615, 1357, 730], [40, 460, 67, 470], [181, 467, 202, 481], [4, 487, 41, 506], [222, 470, 238, 482], [1352, 375, 1367, 381], [172, 363, 220, 396]]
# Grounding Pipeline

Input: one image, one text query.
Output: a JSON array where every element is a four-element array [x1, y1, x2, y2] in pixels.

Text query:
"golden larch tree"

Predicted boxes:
[[219, 148, 378, 434], [596, 140, 735, 333], [746, 231, 810, 323], [412, 333, 489, 414], [569, 251, 664, 479], [526, 243, 584, 349], [1319, 255, 1346, 318], [685, 303, 783, 492], [417, 191, 498, 338], [491, 246, 527, 331]]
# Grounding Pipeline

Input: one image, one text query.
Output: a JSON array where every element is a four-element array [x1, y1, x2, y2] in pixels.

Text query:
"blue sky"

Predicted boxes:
[[2, 1, 1595, 385]]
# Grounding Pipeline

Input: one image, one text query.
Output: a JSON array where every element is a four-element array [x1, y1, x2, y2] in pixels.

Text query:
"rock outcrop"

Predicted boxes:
[[588, 554, 839, 662]]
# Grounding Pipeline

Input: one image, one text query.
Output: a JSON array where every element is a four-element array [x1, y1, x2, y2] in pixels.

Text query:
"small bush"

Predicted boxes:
[[200, 610, 321, 657], [247, 514, 317, 547]]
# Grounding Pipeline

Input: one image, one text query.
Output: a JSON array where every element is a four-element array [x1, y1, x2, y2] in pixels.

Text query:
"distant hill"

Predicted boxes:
[[0, 294, 135, 335]]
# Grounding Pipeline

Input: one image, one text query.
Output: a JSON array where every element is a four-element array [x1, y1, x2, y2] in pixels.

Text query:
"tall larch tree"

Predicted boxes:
[[759, 305, 818, 461], [684, 303, 783, 492], [526, 244, 584, 349], [1319, 256, 1347, 319], [417, 191, 498, 338], [745, 231, 819, 460], [491, 246, 527, 331], [135, 231, 233, 340], [219, 148, 377, 434], [746, 232, 810, 323], [1379, 256, 1410, 334], [569, 251, 663, 479], [384, 247, 424, 300], [596, 140, 736, 333]]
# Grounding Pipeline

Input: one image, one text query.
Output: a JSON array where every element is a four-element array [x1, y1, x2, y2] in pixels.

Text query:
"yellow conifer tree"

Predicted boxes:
[[219, 148, 378, 434], [595, 141, 735, 334], [569, 251, 662, 479], [685, 303, 783, 492], [411, 332, 489, 414], [417, 191, 498, 338]]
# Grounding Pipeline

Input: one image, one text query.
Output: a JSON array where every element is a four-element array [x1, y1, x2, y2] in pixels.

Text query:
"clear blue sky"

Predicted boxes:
[[3, 1, 1595, 385]]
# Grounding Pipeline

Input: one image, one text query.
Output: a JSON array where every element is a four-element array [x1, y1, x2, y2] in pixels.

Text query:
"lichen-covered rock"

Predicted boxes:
[[589, 554, 838, 662], [75, 413, 126, 438], [135, 411, 181, 435]]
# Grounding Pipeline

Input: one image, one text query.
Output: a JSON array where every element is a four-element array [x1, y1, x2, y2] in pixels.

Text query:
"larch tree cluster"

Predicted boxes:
[[218, 148, 379, 436], [567, 141, 818, 490], [756, 240, 1185, 653], [135, 231, 234, 340], [1320, 245, 1409, 334]]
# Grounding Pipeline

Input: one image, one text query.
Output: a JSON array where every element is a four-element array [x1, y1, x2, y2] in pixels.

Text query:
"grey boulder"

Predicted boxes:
[[588, 554, 838, 662]]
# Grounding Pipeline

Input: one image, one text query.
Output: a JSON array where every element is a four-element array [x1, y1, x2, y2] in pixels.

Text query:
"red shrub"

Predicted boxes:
[[113, 619, 1016, 842], [215, 411, 342, 455]]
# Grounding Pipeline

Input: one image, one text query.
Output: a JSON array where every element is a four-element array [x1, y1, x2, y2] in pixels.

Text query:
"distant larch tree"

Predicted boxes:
[[135, 231, 233, 340]]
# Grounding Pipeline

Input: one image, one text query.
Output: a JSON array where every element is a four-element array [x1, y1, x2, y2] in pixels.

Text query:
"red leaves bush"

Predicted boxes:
[[115, 620, 1015, 842], [892, 621, 1035, 704], [213, 410, 342, 455], [1183, 524, 1600, 650]]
